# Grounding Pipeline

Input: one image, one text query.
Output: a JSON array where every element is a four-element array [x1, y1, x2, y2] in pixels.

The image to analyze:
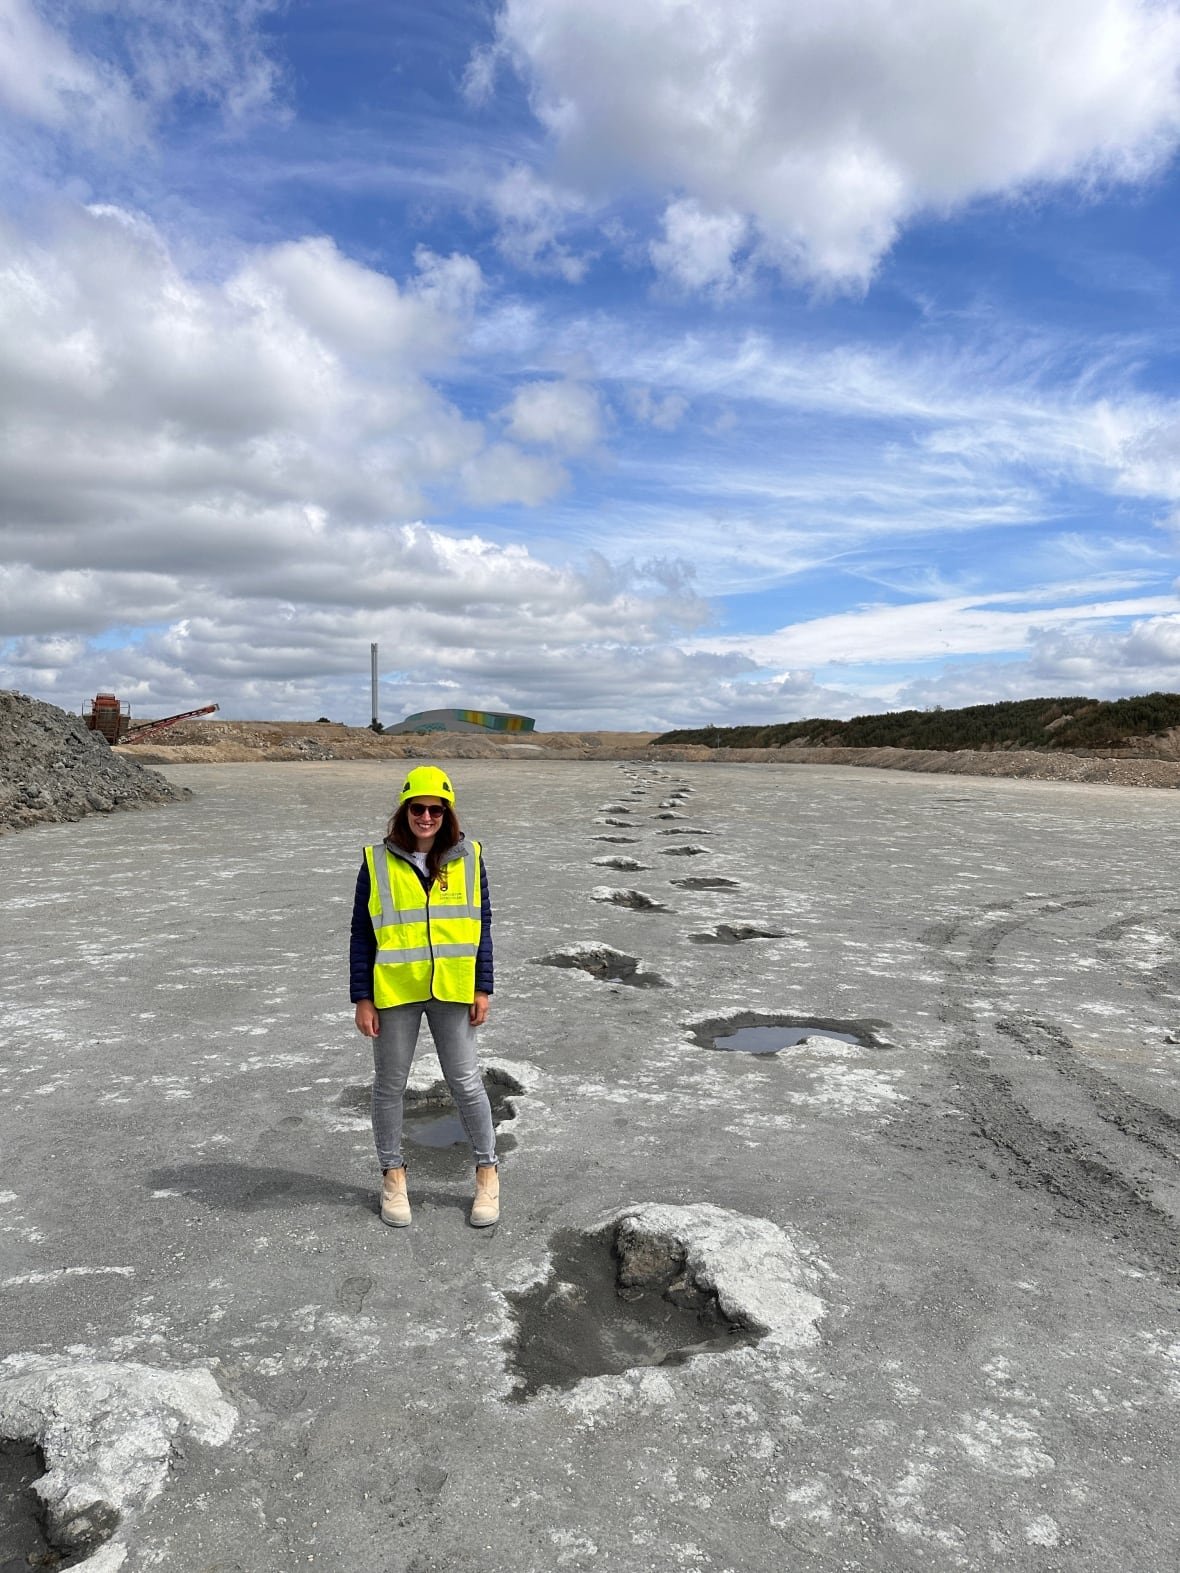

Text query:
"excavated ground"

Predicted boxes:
[[138, 718, 1180, 789], [0, 691, 187, 835], [0, 758, 1178, 1572], [5, 697, 1179, 845]]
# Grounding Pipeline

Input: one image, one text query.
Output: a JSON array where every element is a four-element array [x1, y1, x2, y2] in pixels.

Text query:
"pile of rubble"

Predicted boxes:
[[0, 691, 188, 835]]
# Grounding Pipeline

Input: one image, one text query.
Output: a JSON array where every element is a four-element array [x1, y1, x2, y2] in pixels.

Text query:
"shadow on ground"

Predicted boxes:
[[145, 1164, 372, 1212]]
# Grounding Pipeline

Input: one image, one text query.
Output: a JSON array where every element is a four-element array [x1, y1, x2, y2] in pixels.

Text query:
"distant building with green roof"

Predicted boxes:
[[385, 708, 536, 735]]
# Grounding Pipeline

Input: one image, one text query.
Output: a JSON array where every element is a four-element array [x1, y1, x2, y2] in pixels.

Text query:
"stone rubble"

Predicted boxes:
[[0, 691, 188, 835]]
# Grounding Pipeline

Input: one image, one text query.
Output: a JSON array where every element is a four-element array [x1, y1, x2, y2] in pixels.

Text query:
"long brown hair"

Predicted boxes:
[[386, 802, 462, 885]]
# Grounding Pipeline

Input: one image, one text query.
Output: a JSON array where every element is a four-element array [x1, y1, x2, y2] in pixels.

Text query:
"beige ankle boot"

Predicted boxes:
[[470, 1164, 500, 1227], [380, 1166, 411, 1227]]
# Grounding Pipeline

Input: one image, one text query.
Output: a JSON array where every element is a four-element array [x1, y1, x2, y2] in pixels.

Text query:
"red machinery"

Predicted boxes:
[[83, 693, 218, 744]]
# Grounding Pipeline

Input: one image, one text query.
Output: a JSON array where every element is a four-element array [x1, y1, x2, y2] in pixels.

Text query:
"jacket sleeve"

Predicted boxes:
[[475, 856, 494, 996], [349, 861, 377, 1003]]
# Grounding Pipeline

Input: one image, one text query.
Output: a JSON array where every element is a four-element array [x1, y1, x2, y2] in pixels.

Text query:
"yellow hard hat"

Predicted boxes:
[[398, 765, 455, 806]]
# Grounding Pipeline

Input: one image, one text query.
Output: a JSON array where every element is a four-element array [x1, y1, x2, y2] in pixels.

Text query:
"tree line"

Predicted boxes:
[[655, 693, 1180, 753]]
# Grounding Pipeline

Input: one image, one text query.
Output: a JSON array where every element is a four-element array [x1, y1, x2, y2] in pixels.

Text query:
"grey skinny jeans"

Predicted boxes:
[[372, 999, 497, 1171]]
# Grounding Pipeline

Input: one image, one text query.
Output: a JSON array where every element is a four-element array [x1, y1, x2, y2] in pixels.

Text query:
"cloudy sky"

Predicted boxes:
[[3, 0, 1180, 730]]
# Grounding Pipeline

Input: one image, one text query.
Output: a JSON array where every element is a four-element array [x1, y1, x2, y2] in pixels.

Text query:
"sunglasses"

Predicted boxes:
[[407, 802, 446, 819]]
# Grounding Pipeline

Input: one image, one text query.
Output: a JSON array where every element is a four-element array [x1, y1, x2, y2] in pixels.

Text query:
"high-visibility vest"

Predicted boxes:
[[364, 839, 482, 1007]]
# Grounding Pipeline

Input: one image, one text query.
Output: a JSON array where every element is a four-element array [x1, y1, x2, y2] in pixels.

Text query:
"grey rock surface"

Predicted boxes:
[[0, 692, 187, 835], [0, 1356, 235, 1566], [0, 758, 1178, 1570]]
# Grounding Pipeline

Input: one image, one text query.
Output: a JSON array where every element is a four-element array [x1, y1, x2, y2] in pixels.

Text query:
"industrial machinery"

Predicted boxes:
[[83, 693, 218, 744]]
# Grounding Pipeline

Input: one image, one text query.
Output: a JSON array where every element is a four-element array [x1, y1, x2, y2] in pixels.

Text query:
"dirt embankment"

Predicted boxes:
[[0, 691, 189, 835], [6, 702, 1178, 832], [130, 719, 660, 763], [648, 741, 1180, 787], [134, 718, 1180, 788]]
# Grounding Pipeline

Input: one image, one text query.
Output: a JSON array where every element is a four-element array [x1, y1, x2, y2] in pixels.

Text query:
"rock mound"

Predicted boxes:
[[0, 691, 188, 836]]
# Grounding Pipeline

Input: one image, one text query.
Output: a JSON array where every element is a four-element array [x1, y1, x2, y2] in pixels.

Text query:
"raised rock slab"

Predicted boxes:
[[0, 1356, 236, 1564]]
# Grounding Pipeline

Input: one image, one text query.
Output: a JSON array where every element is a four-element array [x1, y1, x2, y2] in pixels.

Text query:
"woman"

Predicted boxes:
[[350, 766, 498, 1228]]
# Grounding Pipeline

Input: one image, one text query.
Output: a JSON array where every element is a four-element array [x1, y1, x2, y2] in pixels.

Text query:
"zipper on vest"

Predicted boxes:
[[423, 868, 438, 999]]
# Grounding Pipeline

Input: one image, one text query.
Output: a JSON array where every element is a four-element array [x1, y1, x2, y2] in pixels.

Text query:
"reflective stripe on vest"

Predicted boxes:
[[365, 839, 482, 1007]]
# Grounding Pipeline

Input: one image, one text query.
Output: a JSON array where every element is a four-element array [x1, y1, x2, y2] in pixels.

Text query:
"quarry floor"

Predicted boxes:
[[1, 759, 1179, 1572]]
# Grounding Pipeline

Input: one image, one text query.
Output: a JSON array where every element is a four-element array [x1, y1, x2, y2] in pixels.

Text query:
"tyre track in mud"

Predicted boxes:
[[912, 892, 1180, 1287], [1090, 909, 1180, 1012]]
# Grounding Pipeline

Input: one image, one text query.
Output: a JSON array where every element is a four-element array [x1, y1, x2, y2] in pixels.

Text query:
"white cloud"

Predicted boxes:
[[625, 386, 688, 431], [488, 164, 589, 281], [649, 199, 750, 295], [0, 0, 283, 146], [488, 0, 1180, 288], [0, 206, 540, 541], [500, 378, 604, 454], [460, 443, 567, 506], [891, 614, 1180, 710], [694, 585, 1180, 669], [0, 0, 128, 138], [0, 529, 725, 727]]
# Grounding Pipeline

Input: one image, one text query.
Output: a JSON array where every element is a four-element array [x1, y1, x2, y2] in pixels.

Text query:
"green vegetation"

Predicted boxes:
[[656, 693, 1180, 753]]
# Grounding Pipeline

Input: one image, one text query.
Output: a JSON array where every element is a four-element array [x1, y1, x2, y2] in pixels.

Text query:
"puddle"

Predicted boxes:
[[533, 946, 668, 988], [715, 1025, 860, 1052], [504, 1227, 756, 1401], [590, 888, 670, 911], [671, 876, 739, 890], [689, 924, 787, 945], [336, 1070, 523, 1153], [406, 1112, 473, 1148], [686, 1013, 891, 1055]]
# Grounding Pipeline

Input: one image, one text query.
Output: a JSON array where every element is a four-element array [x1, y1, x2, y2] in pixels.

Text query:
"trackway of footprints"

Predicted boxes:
[[535, 766, 797, 999], [513, 766, 884, 1405], [535, 766, 876, 1051]]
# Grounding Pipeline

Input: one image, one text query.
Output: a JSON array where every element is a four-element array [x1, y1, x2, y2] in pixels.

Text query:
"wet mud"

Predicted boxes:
[[504, 1228, 756, 1401], [0, 1440, 65, 1571], [904, 901, 1180, 1286]]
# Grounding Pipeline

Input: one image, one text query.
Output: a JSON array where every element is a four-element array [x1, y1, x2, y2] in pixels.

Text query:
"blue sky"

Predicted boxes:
[[2, 0, 1180, 728]]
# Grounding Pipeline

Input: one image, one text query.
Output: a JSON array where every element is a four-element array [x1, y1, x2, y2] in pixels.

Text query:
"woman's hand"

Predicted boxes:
[[470, 992, 490, 1027], [354, 1000, 380, 1038]]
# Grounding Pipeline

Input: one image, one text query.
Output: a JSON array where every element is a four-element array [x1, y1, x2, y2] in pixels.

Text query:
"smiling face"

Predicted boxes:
[[406, 797, 446, 849]]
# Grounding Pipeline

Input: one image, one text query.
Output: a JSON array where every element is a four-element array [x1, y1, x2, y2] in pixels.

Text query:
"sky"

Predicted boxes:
[[2, 0, 1180, 731]]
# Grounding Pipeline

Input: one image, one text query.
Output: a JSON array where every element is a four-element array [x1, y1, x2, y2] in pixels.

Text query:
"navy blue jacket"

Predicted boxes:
[[349, 838, 494, 1003]]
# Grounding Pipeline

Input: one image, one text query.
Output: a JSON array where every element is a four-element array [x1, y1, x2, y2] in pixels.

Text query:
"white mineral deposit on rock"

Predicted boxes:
[[608, 1202, 826, 1350], [0, 1356, 237, 1563]]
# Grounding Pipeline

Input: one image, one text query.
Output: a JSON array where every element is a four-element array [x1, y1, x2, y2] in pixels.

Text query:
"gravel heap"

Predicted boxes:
[[0, 691, 189, 835]]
